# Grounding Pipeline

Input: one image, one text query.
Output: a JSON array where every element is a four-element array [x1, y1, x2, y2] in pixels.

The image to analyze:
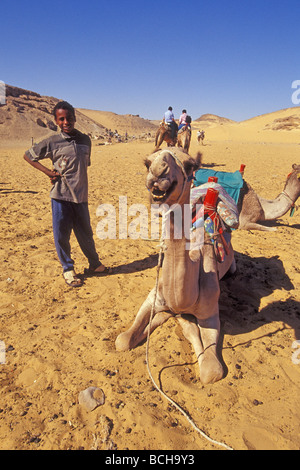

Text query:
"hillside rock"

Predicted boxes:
[[0, 84, 106, 145], [195, 113, 236, 127], [78, 109, 157, 136], [264, 115, 300, 131]]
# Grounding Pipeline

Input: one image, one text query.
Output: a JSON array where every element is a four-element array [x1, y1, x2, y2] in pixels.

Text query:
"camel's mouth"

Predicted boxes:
[[151, 181, 177, 203]]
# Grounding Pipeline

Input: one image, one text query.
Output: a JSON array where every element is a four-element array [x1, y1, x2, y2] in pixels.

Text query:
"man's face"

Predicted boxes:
[[55, 108, 76, 134]]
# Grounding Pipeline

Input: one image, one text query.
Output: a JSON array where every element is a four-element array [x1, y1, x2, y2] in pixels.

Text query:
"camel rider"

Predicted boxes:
[[178, 109, 187, 131], [179, 110, 192, 132], [164, 106, 178, 140]]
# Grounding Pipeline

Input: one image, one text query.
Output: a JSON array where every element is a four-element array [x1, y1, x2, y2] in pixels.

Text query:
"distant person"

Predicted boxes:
[[164, 106, 178, 140], [197, 129, 205, 144], [23, 100, 110, 288]]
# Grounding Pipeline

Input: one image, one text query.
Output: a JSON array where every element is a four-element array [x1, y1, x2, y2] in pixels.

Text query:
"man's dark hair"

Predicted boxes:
[[168, 106, 173, 111], [53, 101, 76, 119]]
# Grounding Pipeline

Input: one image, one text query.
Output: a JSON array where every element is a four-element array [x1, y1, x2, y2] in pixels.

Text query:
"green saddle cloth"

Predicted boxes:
[[193, 168, 244, 204]]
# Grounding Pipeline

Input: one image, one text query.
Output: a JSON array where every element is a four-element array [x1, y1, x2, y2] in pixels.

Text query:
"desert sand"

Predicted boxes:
[[0, 100, 300, 451]]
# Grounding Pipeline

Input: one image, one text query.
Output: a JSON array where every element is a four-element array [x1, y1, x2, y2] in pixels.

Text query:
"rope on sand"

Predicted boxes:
[[145, 244, 234, 451]]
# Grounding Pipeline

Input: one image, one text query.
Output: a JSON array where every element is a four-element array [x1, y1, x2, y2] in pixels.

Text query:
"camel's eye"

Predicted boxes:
[[160, 167, 169, 178]]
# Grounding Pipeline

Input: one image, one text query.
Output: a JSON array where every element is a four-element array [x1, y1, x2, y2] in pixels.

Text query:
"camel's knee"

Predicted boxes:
[[115, 331, 133, 351], [177, 315, 199, 342]]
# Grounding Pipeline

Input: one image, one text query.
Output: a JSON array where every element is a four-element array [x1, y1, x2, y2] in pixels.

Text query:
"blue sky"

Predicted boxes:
[[1, 0, 299, 121]]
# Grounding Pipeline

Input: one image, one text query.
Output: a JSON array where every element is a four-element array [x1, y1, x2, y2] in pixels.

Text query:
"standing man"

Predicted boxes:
[[23, 101, 110, 287]]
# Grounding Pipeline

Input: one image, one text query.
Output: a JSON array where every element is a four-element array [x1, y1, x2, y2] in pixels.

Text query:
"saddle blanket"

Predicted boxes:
[[193, 168, 244, 204], [178, 125, 191, 134]]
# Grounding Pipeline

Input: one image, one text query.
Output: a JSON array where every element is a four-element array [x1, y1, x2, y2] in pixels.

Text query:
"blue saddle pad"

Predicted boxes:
[[193, 169, 244, 204]]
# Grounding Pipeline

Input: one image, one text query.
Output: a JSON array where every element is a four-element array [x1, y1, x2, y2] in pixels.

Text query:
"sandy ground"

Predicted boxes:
[[0, 122, 300, 451]]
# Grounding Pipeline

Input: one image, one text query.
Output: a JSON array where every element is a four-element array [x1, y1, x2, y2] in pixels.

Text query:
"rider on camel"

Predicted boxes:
[[164, 106, 178, 140]]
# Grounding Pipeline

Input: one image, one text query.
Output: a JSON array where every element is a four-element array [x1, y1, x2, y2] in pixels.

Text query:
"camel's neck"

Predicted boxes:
[[161, 198, 201, 312], [259, 190, 297, 220], [161, 192, 191, 245], [259, 174, 300, 220]]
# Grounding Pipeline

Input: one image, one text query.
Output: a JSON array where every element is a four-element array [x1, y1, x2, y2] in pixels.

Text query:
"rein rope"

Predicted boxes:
[[280, 190, 298, 216], [145, 151, 234, 451]]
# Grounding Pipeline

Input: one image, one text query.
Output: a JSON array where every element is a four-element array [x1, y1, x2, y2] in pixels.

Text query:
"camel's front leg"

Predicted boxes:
[[177, 314, 223, 385], [115, 286, 172, 351], [198, 314, 223, 385], [154, 132, 165, 151], [176, 315, 204, 361], [239, 221, 277, 232]]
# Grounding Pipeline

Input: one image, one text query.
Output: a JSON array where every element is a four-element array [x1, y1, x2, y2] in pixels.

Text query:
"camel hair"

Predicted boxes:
[[116, 148, 236, 385], [177, 126, 192, 154], [238, 163, 300, 231]]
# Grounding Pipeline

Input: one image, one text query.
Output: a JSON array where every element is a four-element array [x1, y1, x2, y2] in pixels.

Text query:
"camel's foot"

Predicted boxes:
[[199, 348, 224, 385], [115, 331, 135, 351]]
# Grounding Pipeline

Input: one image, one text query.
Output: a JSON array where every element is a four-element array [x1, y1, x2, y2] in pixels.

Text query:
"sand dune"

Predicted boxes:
[[0, 86, 300, 450], [193, 108, 300, 144]]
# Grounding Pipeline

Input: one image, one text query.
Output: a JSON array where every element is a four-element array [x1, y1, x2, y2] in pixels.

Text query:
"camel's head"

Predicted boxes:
[[292, 163, 300, 178], [144, 149, 201, 205], [285, 164, 300, 197]]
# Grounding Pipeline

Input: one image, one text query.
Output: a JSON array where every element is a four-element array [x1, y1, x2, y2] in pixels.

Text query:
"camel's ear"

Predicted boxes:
[[183, 152, 202, 175], [144, 158, 152, 171]]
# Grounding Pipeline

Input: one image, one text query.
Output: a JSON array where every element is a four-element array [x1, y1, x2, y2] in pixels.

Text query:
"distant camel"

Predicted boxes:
[[197, 130, 205, 145], [192, 164, 300, 231], [154, 122, 177, 151], [177, 125, 191, 153], [239, 164, 300, 231]]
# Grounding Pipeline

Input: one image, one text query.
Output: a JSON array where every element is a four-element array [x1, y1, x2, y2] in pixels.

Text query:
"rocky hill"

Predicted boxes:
[[243, 107, 300, 131], [77, 109, 157, 136], [0, 85, 106, 145], [194, 113, 236, 127]]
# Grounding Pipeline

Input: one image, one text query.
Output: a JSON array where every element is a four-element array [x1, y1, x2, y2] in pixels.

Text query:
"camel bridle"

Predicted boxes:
[[151, 150, 193, 206]]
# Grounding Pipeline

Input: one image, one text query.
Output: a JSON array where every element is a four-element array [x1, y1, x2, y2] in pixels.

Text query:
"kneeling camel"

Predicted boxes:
[[239, 164, 300, 231], [116, 148, 236, 385]]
